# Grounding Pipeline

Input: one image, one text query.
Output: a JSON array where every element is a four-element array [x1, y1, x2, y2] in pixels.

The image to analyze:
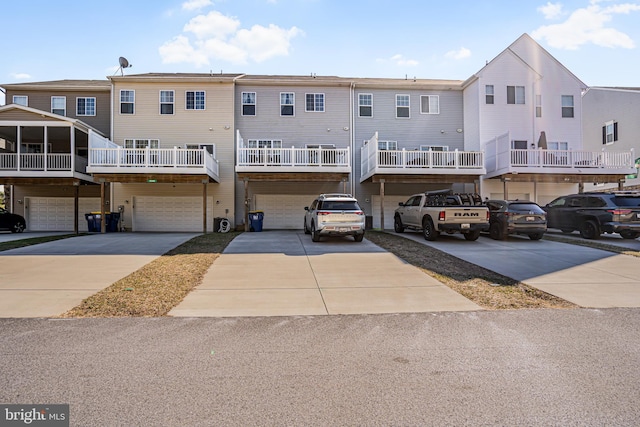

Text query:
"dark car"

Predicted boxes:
[[543, 192, 640, 239], [485, 200, 547, 240], [0, 207, 26, 233]]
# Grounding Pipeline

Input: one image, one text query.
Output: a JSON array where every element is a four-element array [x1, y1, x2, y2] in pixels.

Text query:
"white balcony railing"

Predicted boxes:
[[484, 132, 636, 177], [236, 146, 350, 168], [0, 153, 75, 172]]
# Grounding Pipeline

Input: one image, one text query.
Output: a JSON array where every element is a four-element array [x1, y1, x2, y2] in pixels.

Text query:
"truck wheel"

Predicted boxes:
[[489, 222, 505, 240], [354, 233, 364, 242], [579, 220, 600, 240], [528, 233, 543, 241], [422, 218, 438, 241], [394, 216, 404, 233], [464, 230, 481, 241], [619, 230, 640, 239], [311, 223, 321, 242]]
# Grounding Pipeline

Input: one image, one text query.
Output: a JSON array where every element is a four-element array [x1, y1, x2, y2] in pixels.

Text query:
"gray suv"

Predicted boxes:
[[304, 194, 366, 242]]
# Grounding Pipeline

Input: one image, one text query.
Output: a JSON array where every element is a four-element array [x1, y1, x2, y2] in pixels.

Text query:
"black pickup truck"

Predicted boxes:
[[543, 191, 640, 239]]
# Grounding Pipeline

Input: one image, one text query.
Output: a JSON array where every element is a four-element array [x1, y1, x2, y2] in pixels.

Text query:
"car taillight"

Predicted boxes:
[[486, 210, 490, 221], [439, 211, 445, 221], [317, 211, 331, 215], [355, 211, 364, 215], [608, 209, 632, 215]]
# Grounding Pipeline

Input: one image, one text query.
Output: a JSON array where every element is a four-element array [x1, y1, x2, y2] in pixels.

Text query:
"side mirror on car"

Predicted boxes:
[[304, 207, 309, 211], [398, 202, 404, 207]]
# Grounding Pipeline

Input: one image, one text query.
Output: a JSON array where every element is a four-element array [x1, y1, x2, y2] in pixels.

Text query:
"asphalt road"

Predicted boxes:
[[2, 309, 640, 426]]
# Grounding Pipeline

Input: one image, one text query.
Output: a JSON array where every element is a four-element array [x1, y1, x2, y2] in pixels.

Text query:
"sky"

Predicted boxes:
[[1, 0, 640, 104]]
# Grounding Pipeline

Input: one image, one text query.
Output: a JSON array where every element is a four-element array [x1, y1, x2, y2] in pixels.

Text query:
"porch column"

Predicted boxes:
[[244, 178, 249, 232], [503, 178, 509, 200], [202, 181, 208, 234], [16, 126, 21, 171], [578, 182, 584, 194], [70, 126, 75, 173], [618, 179, 625, 191], [100, 181, 106, 233], [73, 184, 79, 235], [43, 126, 48, 172], [379, 179, 385, 230]]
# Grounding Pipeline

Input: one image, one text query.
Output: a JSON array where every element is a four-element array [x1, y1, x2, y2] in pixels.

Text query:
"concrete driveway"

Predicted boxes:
[[170, 231, 481, 317], [397, 231, 640, 308], [0, 233, 198, 317]]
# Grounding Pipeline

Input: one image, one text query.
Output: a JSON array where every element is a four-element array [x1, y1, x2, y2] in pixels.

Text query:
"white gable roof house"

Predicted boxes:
[[463, 34, 635, 205]]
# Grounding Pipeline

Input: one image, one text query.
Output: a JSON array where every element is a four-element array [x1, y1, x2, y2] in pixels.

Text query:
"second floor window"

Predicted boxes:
[[536, 95, 542, 118], [120, 90, 135, 114], [359, 94, 372, 117], [186, 91, 205, 110], [396, 95, 410, 118], [305, 93, 324, 112], [124, 138, 159, 149], [77, 97, 96, 116], [280, 92, 294, 116], [485, 85, 494, 104], [160, 91, 174, 115], [603, 121, 618, 144], [51, 96, 66, 115], [13, 95, 28, 106], [242, 92, 256, 116], [507, 86, 525, 104], [420, 95, 439, 114], [561, 95, 574, 118]]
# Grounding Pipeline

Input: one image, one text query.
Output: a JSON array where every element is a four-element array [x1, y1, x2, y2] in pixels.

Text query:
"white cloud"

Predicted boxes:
[[160, 10, 303, 66], [444, 47, 471, 60], [390, 54, 419, 66], [533, 1, 640, 49], [538, 2, 564, 19], [11, 73, 31, 79], [182, 0, 213, 11]]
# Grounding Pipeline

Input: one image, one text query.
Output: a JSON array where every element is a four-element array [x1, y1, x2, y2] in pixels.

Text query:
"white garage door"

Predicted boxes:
[[371, 195, 413, 229], [25, 197, 101, 232], [254, 194, 316, 229], [132, 196, 213, 232]]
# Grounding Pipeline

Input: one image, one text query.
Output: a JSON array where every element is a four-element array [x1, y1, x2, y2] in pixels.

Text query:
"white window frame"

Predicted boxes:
[[280, 92, 295, 116], [242, 92, 256, 116], [420, 145, 448, 151], [185, 143, 215, 155], [396, 94, 410, 118], [124, 138, 159, 149], [485, 85, 494, 104], [507, 86, 525, 105], [548, 141, 568, 150], [561, 95, 574, 118], [247, 139, 283, 149], [358, 93, 373, 117], [159, 90, 174, 115], [186, 90, 206, 110], [420, 95, 439, 114], [13, 95, 28, 106], [76, 97, 96, 116], [120, 90, 135, 115], [604, 120, 616, 144], [51, 96, 66, 116], [305, 93, 325, 112], [378, 140, 398, 150], [536, 94, 542, 118]]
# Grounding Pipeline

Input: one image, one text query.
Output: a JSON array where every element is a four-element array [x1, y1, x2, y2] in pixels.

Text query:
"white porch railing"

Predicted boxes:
[[484, 132, 636, 176], [236, 146, 350, 167], [0, 153, 74, 171], [360, 132, 485, 178]]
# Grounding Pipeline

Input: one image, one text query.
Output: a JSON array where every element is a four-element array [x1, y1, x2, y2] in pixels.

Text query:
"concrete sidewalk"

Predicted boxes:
[[0, 233, 198, 317], [170, 231, 481, 317], [397, 231, 640, 308]]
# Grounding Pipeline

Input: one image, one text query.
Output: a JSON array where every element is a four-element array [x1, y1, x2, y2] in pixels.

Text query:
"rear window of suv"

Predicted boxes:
[[319, 201, 361, 210], [613, 196, 640, 207], [509, 203, 545, 213]]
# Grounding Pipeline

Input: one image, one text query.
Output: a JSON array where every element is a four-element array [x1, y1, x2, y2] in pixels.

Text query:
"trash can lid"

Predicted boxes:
[[248, 210, 264, 213], [90, 211, 111, 214]]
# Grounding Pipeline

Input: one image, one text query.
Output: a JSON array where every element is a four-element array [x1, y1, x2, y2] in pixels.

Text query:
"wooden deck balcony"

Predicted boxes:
[[235, 146, 350, 173], [0, 153, 89, 178]]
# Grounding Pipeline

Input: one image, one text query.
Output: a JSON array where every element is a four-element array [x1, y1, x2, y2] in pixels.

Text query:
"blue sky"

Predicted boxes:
[[2, 0, 640, 104]]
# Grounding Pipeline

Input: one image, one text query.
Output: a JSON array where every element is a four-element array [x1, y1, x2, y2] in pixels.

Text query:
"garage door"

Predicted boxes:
[[132, 196, 213, 232], [371, 195, 413, 229], [25, 197, 101, 232], [254, 194, 316, 229]]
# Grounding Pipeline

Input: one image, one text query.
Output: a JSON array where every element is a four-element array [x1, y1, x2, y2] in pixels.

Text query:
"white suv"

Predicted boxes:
[[304, 194, 366, 242]]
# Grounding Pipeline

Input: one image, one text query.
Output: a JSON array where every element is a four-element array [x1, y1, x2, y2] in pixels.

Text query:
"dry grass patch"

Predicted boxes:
[[366, 231, 576, 310], [59, 232, 239, 318], [0, 234, 86, 252]]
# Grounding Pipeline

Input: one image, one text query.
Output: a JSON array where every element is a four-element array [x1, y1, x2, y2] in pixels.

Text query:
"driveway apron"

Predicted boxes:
[[170, 231, 481, 317], [0, 233, 197, 317]]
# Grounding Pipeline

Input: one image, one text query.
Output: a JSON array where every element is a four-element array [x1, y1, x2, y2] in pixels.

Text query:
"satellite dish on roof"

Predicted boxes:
[[114, 56, 132, 76]]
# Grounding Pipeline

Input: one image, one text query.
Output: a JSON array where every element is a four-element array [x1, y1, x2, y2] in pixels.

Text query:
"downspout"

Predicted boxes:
[[350, 82, 355, 196]]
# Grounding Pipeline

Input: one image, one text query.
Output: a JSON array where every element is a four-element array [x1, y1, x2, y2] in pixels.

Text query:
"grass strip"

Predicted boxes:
[[59, 232, 239, 318], [542, 234, 640, 258], [366, 231, 577, 310], [0, 234, 86, 252]]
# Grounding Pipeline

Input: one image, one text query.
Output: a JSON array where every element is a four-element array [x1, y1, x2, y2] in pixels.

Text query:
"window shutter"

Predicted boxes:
[[613, 122, 618, 141], [602, 126, 606, 144]]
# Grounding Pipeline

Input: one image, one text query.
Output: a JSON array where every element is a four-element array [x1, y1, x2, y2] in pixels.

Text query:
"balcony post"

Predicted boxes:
[[455, 149, 459, 169], [43, 126, 48, 172], [16, 126, 21, 171], [174, 146, 178, 168]]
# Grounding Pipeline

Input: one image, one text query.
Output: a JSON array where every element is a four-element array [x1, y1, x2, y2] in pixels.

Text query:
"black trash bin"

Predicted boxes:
[[85, 213, 101, 232], [107, 212, 120, 232], [248, 211, 264, 232]]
